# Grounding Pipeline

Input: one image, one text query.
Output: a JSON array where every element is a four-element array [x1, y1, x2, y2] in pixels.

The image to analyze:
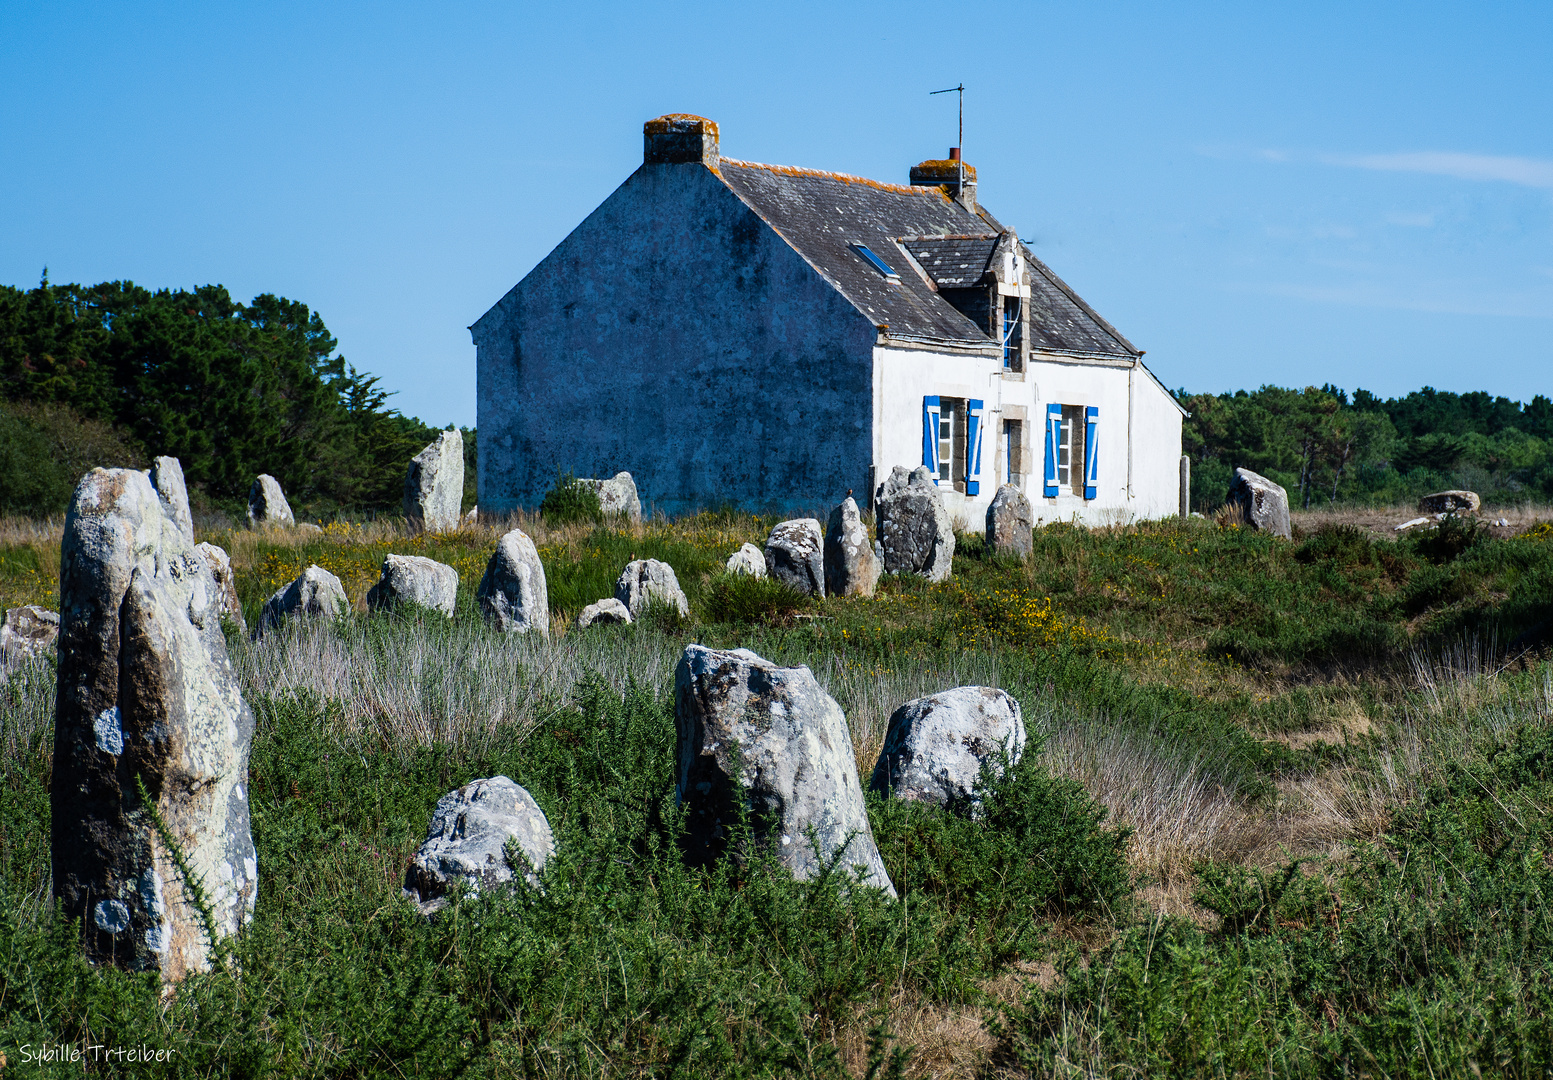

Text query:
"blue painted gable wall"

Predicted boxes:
[[473, 162, 879, 516]]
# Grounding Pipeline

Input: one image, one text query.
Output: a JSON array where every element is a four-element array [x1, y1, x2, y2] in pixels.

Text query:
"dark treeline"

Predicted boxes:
[[0, 275, 471, 518], [1177, 384, 1553, 511]]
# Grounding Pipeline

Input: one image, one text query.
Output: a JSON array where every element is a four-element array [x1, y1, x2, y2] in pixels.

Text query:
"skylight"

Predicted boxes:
[[853, 244, 900, 281]]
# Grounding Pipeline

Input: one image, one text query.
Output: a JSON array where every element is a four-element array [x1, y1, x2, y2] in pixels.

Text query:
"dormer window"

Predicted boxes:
[[853, 244, 900, 282]]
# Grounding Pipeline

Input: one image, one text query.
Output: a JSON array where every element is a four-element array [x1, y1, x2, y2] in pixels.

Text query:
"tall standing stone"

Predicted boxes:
[[985, 484, 1034, 558], [476, 528, 549, 635], [147, 457, 193, 543], [247, 474, 294, 528], [53, 469, 256, 982], [1226, 468, 1291, 539], [195, 543, 247, 634], [404, 430, 465, 534], [1179, 456, 1192, 521], [764, 518, 825, 597], [675, 645, 895, 897], [824, 497, 877, 597], [875, 465, 955, 581]]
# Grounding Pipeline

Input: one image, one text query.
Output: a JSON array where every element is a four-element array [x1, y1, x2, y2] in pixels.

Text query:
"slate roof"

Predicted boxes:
[[715, 158, 1137, 358]]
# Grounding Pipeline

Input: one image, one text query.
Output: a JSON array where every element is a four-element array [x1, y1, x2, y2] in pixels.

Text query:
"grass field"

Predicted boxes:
[[2, 504, 1552, 1077]]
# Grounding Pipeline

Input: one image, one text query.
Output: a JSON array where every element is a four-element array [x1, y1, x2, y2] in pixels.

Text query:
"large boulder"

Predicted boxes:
[[675, 645, 895, 897], [476, 528, 549, 635], [875, 465, 955, 581], [53, 468, 257, 982], [147, 456, 193, 543], [257, 565, 348, 636], [1, 605, 59, 663], [1225, 468, 1291, 539], [824, 497, 877, 598], [726, 543, 766, 577], [764, 518, 825, 597], [615, 559, 689, 618], [870, 687, 1026, 808], [1420, 490, 1481, 515], [195, 543, 247, 634], [404, 430, 465, 534], [367, 554, 458, 617], [247, 474, 294, 528], [401, 776, 554, 917], [576, 597, 632, 629], [578, 471, 642, 524], [985, 484, 1034, 558]]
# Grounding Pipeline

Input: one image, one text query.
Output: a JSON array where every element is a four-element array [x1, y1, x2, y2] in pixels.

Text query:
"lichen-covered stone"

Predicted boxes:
[[615, 559, 689, 618], [1, 605, 59, 663], [195, 543, 246, 634], [258, 565, 348, 635], [1420, 490, 1480, 515], [824, 497, 877, 597], [53, 468, 256, 982], [675, 645, 895, 897], [726, 543, 766, 577], [402, 776, 554, 916], [404, 430, 465, 534], [476, 528, 549, 635], [578, 471, 642, 524], [148, 456, 193, 543], [985, 484, 1034, 558], [870, 686, 1026, 808], [247, 474, 294, 528], [576, 597, 632, 629], [1226, 468, 1291, 539], [764, 518, 825, 597], [875, 465, 954, 581], [367, 554, 459, 617]]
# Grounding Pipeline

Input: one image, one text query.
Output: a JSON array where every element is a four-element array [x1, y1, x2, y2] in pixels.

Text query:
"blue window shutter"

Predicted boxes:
[[965, 399, 983, 495], [922, 396, 941, 476], [1084, 406, 1099, 500], [1043, 403, 1061, 498]]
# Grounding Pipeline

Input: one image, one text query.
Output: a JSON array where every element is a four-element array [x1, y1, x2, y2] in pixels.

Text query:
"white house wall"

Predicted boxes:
[[872, 346, 1183, 528]]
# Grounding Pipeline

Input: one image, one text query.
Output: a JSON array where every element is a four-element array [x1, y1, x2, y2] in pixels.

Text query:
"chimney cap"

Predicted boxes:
[[644, 114, 720, 166], [910, 157, 977, 185]]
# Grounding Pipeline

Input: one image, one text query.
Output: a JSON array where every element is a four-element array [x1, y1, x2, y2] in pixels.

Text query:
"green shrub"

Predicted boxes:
[[703, 571, 811, 627], [538, 471, 603, 525], [1411, 511, 1490, 563]]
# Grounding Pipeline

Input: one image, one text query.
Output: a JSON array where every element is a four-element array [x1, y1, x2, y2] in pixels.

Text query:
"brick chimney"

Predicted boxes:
[[644, 114, 720, 166], [910, 147, 977, 213]]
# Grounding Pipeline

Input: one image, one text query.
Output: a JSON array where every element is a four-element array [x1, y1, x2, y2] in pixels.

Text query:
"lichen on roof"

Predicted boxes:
[[910, 159, 979, 181], [719, 158, 935, 196], [644, 114, 719, 137]]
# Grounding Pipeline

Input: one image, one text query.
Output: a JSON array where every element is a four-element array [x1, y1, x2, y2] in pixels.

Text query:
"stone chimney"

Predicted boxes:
[[644, 114, 720, 167], [910, 147, 977, 213]]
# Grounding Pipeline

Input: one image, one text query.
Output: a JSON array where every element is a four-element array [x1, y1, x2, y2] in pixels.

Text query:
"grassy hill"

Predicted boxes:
[[2, 508, 1552, 1077]]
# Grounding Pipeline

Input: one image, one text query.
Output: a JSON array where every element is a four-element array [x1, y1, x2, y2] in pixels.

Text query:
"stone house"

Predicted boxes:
[[472, 114, 1185, 523]]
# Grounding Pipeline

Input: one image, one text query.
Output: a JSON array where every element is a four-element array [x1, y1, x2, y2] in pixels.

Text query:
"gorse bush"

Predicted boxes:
[[703, 571, 811, 626], [538, 471, 603, 525]]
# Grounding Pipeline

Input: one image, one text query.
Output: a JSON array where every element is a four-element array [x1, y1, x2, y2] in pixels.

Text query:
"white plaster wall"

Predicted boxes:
[[871, 346, 1184, 528]]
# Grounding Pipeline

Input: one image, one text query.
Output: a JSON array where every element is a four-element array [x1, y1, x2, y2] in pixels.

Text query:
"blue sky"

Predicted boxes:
[[3, 1, 1549, 428]]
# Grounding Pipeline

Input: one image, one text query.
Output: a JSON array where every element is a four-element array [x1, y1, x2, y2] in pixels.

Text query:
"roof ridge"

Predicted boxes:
[[899, 233, 999, 243], [718, 157, 935, 196]]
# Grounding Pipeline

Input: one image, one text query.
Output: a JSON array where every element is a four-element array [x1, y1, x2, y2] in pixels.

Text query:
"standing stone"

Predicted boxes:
[[576, 598, 632, 629], [614, 559, 689, 618], [875, 465, 955, 581], [53, 468, 256, 982], [147, 457, 193, 543], [1225, 468, 1292, 539], [870, 687, 1026, 808], [404, 430, 465, 534], [578, 472, 642, 524], [1, 605, 59, 663], [367, 554, 459, 617], [1179, 456, 1192, 521], [764, 518, 825, 597], [985, 484, 1034, 558], [257, 565, 348, 635], [247, 474, 294, 528], [402, 776, 554, 917], [824, 498, 877, 598], [1420, 490, 1481, 515], [726, 543, 766, 577], [675, 645, 895, 896], [476, 528, 549, 635], [195, 543, 247, 634]]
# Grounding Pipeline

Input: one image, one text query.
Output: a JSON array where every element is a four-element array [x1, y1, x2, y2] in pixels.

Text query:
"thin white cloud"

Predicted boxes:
[[1318, 151, 1553, 189]]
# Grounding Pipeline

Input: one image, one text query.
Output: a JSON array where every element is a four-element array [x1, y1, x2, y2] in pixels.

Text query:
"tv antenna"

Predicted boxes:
[[930, 83, 965, 192]]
